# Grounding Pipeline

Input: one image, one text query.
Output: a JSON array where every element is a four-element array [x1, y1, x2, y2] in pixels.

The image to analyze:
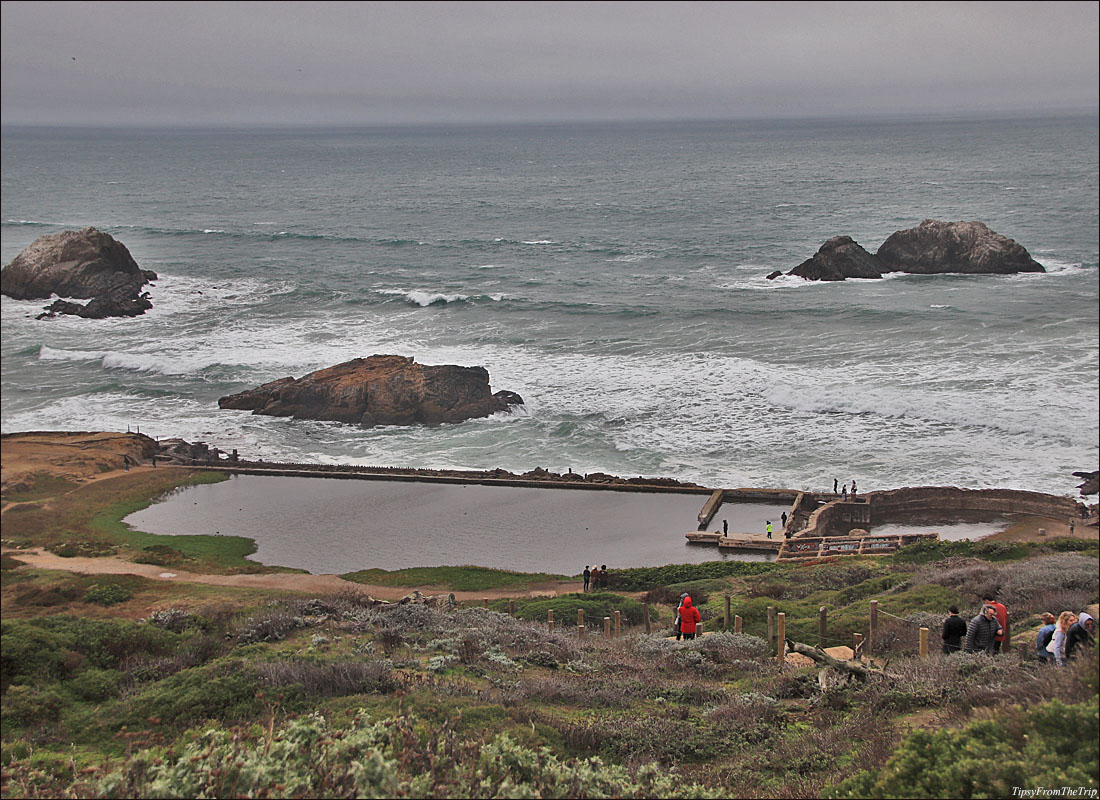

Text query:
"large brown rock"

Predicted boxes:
[[876, 219, 1045, 275], [218, 355, 524, 428], [1, 227, 157, 318], [787, 236, 884, 281]]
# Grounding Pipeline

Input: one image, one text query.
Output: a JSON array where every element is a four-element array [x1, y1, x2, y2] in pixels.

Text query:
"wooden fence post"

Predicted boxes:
[[483, 598, 489, 609], [777, 612, 786, 666], [644, 603, 651, 634], [613, 610, 621, 636], [548, 609, 554, 632], [852, 632, 863, 662], [578, 609, 584, 629], [603, 617, 611, 636], [508, 599, 515, 617], [767, 606, 776, 649], [734, 615, 743, 634], [724, 594, 731, 628], [919, 627, 929, 659], [869, 600, 878, 660], [819, 606, 827, 649], [578, 624, 585, 638]]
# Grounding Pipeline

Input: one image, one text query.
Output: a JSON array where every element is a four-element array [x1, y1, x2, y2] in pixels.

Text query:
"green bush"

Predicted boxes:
[[501, 592, 650, 626], [826, 698, 1099, 798], [1, 621, 76, 689], [96, 710, 728, 798], [612, 561, 775, 591], [126, 663, 263, 726], [68, 667, 124, 701], [29, 615, 180, 670], [0, 684, 66, 726], [84, 583, 133, 606]]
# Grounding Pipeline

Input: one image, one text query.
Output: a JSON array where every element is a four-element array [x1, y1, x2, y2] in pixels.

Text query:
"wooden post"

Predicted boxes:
[[853, 632, 863, 662], [613, 610, 621, 636], [776, 612, 786, 666], [548, 609, 554, 632], [644, 603, 651, 634], [578, 609, 584, 629], [508, 599, 515, 617], [919, 627, 929, 659], [603, 617, 611, 636], [734, 615, 743, 634], [767, 606, 776, 649], [819, 606, 827, 649], [578, 624, 585, 638], [483, 598, 489, 609], [724, 594, 731, 628], [869, 600, 878, 660]]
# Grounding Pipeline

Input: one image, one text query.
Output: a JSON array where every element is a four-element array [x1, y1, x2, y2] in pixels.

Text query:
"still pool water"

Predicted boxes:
[[124, 475, 790, 574]]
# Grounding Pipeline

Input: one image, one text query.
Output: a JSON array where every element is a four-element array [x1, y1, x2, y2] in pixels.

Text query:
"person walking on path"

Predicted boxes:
[[781, 512, 788, 529], [678, 595, 702, 641], [1035, 613, 1057, 663], [583, 566, 591, 593], [964, 605, 1001, 654], [674, 593, 689, 641], [833, 478, 838, 494], [1050, 611, 1077, 666], [941, 605, 967, 653], [765, 521, 773, 540], [983, 594, 1009, 653], [1066, 612, 1095, 659]]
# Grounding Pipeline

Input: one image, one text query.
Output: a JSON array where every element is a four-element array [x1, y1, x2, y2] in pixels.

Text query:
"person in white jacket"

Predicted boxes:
[[1050, 611, 1077, 666]]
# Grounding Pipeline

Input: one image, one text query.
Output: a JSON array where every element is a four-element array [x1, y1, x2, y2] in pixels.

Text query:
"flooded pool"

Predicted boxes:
[[870, 511, 1016, 541], [124, 475, 789, 574]]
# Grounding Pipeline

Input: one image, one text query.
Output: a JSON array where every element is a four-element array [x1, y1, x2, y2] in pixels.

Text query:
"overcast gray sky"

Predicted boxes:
[[2, 1, 1097, 126]]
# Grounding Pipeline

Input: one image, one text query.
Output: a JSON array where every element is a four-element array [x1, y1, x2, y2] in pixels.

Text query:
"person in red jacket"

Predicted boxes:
[[983, 593, 1009, 654], [679, 595, 702, 640]]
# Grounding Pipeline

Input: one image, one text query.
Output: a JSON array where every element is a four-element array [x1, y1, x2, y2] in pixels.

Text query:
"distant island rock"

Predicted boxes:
[[772, 220, 1045, 281], [218, 354, 524, 428], [876, 219, 1045, 275], [0, 227, 157, 318], [787, 235, 885, 281]]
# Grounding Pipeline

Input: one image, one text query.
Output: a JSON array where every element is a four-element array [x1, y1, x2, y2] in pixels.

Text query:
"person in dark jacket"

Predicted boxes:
[[1035, 613, 1057, 663], [1065, 612, 1095, 659], [582, 566, 591, 593], [678, 596, 702, 641], [941, 605, 967, 653], [983, 593, 1009, 654], [964, 605, 1001, 654]]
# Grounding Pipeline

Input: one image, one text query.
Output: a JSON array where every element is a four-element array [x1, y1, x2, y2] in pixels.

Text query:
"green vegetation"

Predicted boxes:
[[827, 698, 1099, 798], [1, 466, 1097, 798], [343, 564, 569, 591]]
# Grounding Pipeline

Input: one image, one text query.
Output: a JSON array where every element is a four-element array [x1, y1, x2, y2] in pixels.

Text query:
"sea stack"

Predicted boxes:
[[787, 236, 885, 281], [218, 354, 524, 428], [876, 219, 1045, 275], [0, 227, 157, 318]]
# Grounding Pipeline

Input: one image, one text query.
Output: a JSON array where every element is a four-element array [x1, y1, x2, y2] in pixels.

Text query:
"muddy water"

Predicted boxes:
[[125, 475, 789, 574]]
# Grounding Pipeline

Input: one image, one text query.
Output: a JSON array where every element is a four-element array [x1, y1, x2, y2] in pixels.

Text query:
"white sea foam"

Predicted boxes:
[[521, 240, 554, 245]]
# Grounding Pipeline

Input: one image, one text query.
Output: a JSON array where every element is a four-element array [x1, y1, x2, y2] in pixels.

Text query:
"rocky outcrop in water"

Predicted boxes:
[[786, 236, 885, 281], [779, 220, 1045, 281], [876, 219, 1045, 275], [218, 355, 524, 428], [1, 227, 157, 318]]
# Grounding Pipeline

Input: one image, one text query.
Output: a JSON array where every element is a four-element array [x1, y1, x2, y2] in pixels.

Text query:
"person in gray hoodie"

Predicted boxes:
[[1065, 612, 1095, 660], [964, 605, 1001, 654]]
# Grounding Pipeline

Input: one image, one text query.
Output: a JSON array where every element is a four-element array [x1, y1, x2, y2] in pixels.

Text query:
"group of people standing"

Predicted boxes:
[[941, 594, 1095, 665], [582, 565, 609, 592], [832, 478, 858, 499]]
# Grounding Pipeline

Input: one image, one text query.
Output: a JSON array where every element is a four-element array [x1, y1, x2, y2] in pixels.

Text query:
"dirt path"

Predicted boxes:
[[1, 547, 578, 602]]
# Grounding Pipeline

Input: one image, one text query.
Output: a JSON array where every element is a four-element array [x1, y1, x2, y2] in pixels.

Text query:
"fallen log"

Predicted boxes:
[[786, 639, 873, 680]]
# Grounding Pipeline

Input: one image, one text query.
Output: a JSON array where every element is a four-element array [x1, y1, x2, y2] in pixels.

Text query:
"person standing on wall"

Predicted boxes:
[[583, 566, 591, 593], [765, 521, 773, 539]]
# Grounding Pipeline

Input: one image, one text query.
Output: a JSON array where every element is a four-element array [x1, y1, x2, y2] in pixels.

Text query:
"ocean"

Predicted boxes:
[[2, 115, 1098, 496]]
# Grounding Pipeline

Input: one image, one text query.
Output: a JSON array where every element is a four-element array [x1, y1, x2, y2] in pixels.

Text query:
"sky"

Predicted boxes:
[[1, 1, 1097, 127]]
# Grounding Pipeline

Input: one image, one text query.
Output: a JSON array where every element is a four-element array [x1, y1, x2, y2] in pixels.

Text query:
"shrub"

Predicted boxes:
[[0, 684, 65, 726], [507, 592, 649, 627], [84, 582, 133, 606], [30, 616, 180, 670], [233, 610, 309, 643], [1, 620, 75, 689], [826, 697, 1098, 798], [255, 659, 397, 696], [96, 711, 727, 799], [126, 663, 263, 726], [134, 545, 187, 566], [68, 667, 124, 701], [612, 561, 775, 591]]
